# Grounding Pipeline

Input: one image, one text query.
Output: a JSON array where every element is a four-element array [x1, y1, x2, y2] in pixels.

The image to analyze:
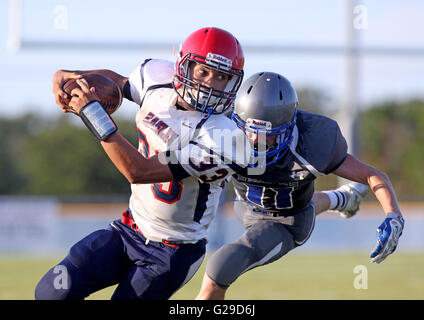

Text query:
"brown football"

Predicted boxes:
[[62, 73, 123, 114]]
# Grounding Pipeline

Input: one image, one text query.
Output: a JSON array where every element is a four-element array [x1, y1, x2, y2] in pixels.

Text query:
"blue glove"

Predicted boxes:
[[370, 212, 405, 263]]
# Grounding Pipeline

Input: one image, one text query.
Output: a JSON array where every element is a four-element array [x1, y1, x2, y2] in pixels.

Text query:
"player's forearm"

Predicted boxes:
[[367, 169, 402, 217], [333, 154, 402, 217], [100, 132, 173, 184]]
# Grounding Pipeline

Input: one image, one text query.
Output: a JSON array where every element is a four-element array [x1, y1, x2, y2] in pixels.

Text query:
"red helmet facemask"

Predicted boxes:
[[173, 27, 244, 116]]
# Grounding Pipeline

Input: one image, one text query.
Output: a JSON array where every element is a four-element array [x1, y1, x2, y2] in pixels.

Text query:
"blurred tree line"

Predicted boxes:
[[0, 95, 423, 201], [0, 114, 137, 201], [358, 99, 424, 200]]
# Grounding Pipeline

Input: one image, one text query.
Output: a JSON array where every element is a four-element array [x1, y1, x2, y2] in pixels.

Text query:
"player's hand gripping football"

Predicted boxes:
[[52, 70, 83, 113], [370, 212, 405, 263], [68, 79, 100, 115]]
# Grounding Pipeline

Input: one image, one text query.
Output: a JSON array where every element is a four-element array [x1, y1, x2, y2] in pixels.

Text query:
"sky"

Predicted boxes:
[[1, 0, 423, 120]]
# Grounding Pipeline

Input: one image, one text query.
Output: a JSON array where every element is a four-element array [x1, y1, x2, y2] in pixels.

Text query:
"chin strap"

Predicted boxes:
[[201, 102, 213, 119]]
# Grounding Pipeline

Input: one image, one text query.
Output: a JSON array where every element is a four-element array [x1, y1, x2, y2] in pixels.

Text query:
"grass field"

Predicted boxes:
[[1, 251, 423, 300]]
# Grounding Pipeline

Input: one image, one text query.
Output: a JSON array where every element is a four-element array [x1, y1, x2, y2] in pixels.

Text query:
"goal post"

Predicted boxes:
[[7, 0, 22, 53]]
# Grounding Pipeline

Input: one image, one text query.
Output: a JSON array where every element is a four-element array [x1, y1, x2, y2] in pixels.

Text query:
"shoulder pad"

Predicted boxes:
[[292, 109, 347, 175], [143, 59, 174, 87], [128, 59, 174, 105]]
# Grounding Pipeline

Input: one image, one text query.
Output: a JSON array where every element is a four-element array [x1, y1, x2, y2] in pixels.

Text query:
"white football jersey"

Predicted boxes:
[[126, 59, 250, 243]]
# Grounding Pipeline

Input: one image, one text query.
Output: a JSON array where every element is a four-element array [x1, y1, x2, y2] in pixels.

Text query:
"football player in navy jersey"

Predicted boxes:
[[196, 72, 405, 300]]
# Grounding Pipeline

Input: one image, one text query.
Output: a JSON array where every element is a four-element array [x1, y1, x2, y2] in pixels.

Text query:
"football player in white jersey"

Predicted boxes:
[[36, 27, 251, 300]]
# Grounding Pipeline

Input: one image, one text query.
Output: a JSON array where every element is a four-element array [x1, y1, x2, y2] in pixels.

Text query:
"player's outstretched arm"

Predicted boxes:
[[52, 69, 129, 112], [332, 153, 405, 263], [332, 154, 401, 216]]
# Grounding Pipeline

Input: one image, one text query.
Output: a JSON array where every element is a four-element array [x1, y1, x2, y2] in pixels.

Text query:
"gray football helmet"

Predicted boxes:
[[232, 72, 298, 166]]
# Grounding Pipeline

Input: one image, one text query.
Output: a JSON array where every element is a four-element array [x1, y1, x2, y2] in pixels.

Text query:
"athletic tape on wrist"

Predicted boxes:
[[80, 101, 117, 141]]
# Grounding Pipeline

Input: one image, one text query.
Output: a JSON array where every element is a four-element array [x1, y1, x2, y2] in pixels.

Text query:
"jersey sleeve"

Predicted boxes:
[[167, 117, 251, 183], [295, 110, 348, 175], [128, 59, 174, 105], [323, 121, 348, 173]]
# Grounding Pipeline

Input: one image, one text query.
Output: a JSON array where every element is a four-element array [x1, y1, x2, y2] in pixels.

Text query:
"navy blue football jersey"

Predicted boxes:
[[232, 109, 348, 214]]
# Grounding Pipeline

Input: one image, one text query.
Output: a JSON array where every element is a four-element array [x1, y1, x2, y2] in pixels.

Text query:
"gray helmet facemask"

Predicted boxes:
[[232, 71, 298, 167]]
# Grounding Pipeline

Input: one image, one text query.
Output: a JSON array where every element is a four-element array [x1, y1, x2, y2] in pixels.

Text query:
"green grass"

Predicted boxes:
[[1, 252, 423, 300]]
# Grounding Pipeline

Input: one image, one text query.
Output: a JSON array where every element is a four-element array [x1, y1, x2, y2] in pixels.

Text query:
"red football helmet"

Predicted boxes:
[[173, 27, 244, 115]]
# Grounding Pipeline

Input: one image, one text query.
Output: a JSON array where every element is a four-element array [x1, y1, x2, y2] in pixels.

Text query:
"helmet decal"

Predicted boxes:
[[205, 53, 233, 71], [246, 118, 272, 131]]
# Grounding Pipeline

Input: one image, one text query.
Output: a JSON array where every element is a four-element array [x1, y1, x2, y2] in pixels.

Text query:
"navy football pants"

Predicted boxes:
[[35, 219, 206, 300]]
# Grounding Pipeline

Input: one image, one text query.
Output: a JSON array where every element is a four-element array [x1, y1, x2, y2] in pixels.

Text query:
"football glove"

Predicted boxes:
[[370, 212, 405, 264]]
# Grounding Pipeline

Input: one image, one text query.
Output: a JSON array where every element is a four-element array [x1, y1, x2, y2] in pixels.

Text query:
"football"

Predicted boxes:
[[62, 73, 123, 114]]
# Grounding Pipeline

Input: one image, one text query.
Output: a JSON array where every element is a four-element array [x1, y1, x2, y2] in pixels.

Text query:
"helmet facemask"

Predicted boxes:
[[232, 110, 297, 167], [174, 52, 243, 116]]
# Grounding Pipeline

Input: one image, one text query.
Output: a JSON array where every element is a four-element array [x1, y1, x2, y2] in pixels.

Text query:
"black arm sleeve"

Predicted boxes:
[[122, 80, 133, 102], [166, 151, 191, 181]]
